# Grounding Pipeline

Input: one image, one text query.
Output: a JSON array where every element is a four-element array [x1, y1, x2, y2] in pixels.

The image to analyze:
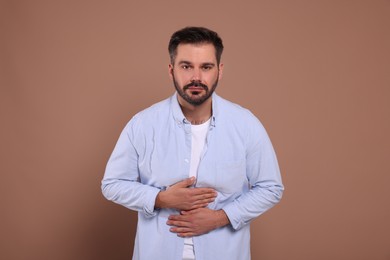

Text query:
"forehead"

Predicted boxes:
[[175, 43, 217, 64]]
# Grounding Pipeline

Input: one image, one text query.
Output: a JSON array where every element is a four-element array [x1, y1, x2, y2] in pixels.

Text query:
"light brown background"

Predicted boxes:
[[1, 1, 389, 260]]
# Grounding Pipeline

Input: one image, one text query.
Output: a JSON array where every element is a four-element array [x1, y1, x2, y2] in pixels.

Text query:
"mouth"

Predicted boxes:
[[184, 82, 208, 92], [188, 86, 204, 91], [187, 86, 205, 96]]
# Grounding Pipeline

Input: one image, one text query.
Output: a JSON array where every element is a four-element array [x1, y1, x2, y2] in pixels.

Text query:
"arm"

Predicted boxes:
[[101, 120, 160, 217], [222, 121, 284, 230], [168, 118, 284, 235], [101, 120, 216, 217]]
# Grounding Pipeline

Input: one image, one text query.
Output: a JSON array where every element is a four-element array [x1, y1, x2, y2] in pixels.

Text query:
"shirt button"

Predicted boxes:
[[184, 159, 189, 163]]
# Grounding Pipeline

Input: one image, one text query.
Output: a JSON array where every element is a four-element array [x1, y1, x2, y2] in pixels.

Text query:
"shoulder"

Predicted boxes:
[[124, 96, 172, 134], [135, 97, 171, 119], [214, 94, 261, 125], [214, 95, 273, 151]]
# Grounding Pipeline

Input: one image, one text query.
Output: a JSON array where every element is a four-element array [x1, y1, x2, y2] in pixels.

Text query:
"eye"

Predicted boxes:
[[181, 65, 191, 70], [202, 65, 213, 71]]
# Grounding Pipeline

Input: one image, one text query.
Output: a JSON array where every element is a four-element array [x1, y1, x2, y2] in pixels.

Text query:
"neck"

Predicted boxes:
[[178, 97, 212, 125]]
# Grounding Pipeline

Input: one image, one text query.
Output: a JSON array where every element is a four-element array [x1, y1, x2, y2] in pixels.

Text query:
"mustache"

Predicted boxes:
[[183, 81, 208, 91]]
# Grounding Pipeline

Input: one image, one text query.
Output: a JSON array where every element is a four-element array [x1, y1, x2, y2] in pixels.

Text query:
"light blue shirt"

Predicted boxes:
[[102, 93, 284, 260]]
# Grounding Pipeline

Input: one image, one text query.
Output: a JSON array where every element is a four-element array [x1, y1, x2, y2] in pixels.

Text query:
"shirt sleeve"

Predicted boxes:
[[222, 118, 284, 230], [101, 117, 161, 218]]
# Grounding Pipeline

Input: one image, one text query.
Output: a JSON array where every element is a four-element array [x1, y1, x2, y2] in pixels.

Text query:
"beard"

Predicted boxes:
[[172, 72, 219, 106]]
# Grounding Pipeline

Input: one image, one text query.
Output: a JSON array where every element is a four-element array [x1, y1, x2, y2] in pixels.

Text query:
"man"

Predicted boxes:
[[102, 26, 284, 260]]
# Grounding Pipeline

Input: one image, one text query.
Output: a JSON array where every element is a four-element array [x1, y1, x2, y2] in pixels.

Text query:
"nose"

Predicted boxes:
[[190, 68, 201, 82]]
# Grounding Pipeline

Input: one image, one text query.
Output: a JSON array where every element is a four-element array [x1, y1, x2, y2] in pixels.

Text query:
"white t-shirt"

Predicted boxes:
[[182, 118, 211, 260]]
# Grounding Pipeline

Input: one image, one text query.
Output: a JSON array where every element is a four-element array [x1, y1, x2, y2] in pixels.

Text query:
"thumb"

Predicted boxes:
[[175, 177, 196, 188]]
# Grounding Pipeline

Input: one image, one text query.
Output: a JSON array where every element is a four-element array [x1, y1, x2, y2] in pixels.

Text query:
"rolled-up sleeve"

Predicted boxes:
[[222, 118, 284, 230], [101, 118, 161, 218]]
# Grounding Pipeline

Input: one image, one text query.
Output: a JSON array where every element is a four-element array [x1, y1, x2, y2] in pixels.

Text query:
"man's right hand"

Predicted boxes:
[[155, 177, 217, 211]]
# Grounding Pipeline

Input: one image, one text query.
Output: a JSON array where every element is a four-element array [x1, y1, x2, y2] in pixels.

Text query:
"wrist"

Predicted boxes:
[[215, 209, 230, 228], [155, 190, 167, 209]]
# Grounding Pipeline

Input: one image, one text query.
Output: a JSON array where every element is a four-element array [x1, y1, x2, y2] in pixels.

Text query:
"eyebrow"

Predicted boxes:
[[177, 60, 216, 66]]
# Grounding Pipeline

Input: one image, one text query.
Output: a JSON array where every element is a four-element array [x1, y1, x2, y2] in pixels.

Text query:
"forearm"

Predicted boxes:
[[102, 178, 161, 216], [222, 183, 284, 230]]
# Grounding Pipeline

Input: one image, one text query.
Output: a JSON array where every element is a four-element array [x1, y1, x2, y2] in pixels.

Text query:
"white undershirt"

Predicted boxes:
[[182, 118, 210, 260]]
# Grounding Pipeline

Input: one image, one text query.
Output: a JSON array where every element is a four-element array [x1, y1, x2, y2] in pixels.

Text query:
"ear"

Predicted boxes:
[[168, 64, 174, 79], [218, 63, 224, 80]]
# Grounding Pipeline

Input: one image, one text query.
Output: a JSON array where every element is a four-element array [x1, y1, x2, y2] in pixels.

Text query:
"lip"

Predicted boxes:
[[186, 84, 206, 90], [188, 86, 204, 90]]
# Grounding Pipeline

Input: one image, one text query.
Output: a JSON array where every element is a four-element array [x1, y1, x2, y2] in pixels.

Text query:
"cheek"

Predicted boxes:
[[175, 73, 192, 85], [205, 73, 219, 85]]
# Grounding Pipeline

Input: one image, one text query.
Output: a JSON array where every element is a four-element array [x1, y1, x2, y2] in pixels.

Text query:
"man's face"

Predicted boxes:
[[169, 43, 223, 106]]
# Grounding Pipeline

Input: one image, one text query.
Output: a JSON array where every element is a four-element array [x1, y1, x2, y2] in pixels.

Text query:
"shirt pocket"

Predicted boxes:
[[215, 160, 247, 194]]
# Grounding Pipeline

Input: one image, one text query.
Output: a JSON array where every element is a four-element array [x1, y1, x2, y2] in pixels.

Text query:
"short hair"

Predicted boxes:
[[168, 26, 224, 65]]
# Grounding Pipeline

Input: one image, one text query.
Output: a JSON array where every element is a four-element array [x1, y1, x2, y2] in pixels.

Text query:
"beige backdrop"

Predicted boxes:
[[1, 1, 389, 260]]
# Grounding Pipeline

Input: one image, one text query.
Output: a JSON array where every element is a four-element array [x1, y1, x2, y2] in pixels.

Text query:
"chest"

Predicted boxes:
[[136, 123, 248, 193]]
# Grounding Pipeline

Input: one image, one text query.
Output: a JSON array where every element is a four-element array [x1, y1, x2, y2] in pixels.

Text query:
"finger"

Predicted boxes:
[[191, 195, 216, 204], [167, 214, 188, 221], [191, 188, 216, 196], [190, 192, 217, 202], [176, 232, 196, 237], [167, 220, 191, 227], [190, 202, 210, 210], [169, 227, 195, 236]]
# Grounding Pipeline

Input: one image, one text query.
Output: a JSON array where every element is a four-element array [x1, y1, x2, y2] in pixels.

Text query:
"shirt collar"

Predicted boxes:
[[171, 92, 218, 127]]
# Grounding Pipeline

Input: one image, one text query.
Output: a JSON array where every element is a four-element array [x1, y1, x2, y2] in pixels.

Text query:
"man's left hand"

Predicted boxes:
[[167, 208, 230, 237]]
